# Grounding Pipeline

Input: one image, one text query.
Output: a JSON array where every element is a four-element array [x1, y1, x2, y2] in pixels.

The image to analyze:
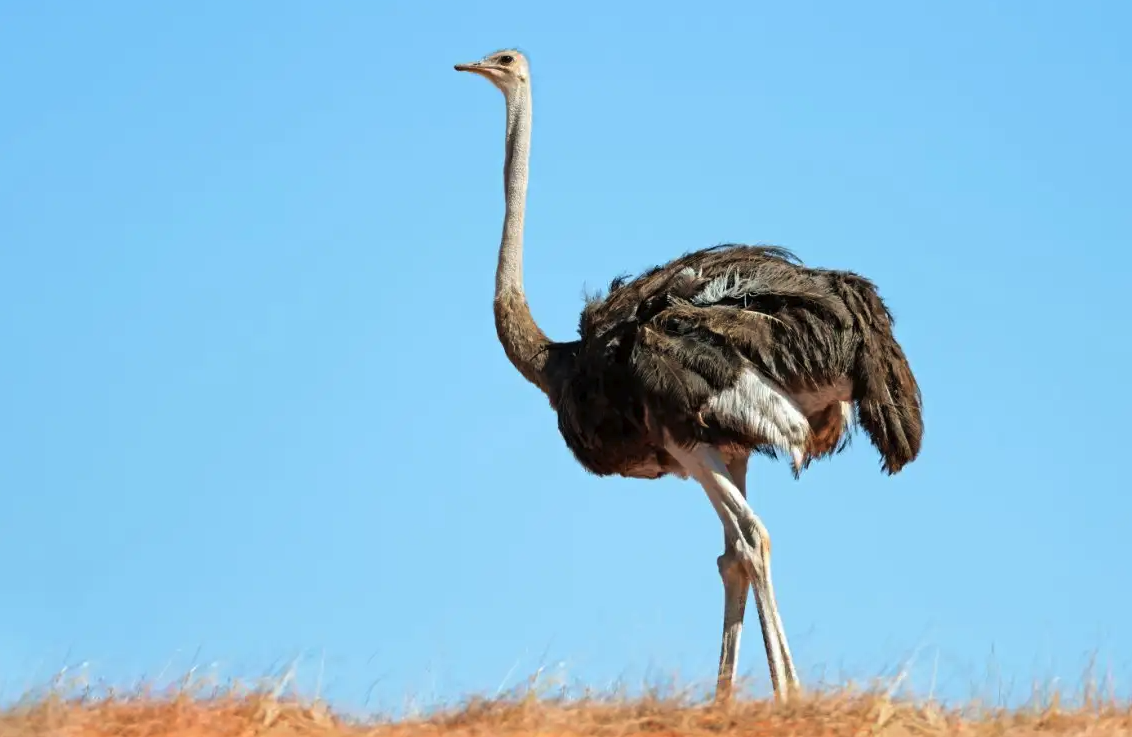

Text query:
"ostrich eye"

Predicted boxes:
[[498, 55, 514, 65]]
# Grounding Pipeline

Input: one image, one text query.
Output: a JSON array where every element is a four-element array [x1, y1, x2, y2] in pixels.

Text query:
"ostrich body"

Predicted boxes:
[[455, 49, 923, 701]]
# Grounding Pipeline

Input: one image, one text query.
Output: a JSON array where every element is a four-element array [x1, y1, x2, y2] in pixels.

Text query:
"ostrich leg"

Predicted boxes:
[[666, 442, 800, 700], [752, 505, 800, 692], [730, 453, 799, 693], [715, 455, 751, 701]]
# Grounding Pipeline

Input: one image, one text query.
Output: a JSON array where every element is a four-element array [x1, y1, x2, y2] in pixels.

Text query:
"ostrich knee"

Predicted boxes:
[[719, 543, 760, 583], [724, 529, 767, 583]]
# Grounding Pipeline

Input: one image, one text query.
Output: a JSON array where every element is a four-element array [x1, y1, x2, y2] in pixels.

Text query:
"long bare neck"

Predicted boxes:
[[494, 82, 552, 393]]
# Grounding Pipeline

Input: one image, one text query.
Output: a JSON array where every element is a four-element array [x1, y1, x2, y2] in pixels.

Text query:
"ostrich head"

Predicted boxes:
[[454, 49, 529, 95]]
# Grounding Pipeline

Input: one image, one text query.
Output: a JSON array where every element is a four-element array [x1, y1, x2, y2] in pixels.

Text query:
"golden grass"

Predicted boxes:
[[2, 675, 1131, 737]]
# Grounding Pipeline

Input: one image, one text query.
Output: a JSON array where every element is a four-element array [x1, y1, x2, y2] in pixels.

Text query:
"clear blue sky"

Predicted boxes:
[[2, 0, 1130, 714]]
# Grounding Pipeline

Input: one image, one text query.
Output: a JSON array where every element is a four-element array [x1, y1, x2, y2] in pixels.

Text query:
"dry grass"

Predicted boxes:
[[2, 673, 1131, 737]]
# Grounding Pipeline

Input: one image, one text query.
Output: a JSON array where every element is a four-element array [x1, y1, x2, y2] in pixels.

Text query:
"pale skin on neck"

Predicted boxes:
[[455, 51, 552, 395], [498, 83, 530, 296]]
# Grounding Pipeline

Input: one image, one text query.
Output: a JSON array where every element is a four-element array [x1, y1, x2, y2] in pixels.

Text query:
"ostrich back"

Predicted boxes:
[[550, 244, 922, 480]]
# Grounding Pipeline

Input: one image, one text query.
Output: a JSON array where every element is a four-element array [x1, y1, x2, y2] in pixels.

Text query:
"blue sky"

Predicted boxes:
[[2, 0, 1130, 714]]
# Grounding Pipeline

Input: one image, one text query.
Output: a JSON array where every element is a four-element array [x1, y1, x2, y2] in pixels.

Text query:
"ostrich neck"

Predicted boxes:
[[494, 83, 552, 393]]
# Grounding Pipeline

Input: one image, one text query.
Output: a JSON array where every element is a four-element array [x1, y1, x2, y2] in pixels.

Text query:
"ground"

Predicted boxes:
[[3, 677, 1129, 737]]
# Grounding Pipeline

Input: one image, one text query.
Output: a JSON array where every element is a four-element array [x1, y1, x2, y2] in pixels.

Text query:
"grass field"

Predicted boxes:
[[4, 671, 1130, 737]]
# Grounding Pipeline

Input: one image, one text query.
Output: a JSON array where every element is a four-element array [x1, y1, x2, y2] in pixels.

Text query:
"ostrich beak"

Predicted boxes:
[[454, 62, 481, 72]]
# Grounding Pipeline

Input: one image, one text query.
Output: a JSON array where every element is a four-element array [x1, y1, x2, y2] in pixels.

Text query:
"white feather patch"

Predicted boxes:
[[706, 367, 810, 471], [692, 271, 766, 306]]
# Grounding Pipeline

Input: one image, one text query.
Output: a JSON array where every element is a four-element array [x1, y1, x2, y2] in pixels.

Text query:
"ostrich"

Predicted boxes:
[[454, 49, 923, 701]]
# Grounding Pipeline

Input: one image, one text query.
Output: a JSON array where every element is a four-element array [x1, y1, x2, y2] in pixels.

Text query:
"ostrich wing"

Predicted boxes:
[[555, 244, 922, 478]]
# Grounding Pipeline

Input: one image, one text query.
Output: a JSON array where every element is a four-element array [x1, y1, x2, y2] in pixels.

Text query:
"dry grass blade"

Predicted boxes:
[[1, 674, 1130, 737]]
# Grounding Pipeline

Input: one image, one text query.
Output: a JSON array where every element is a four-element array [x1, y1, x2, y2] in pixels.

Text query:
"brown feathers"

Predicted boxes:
[[546, 244, 923, 480]]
